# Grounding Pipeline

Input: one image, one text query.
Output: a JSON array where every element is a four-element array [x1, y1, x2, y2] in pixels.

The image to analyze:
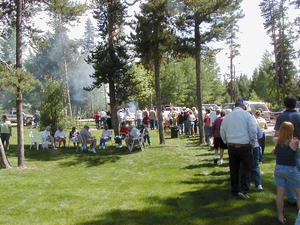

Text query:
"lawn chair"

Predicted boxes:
[[68, 136, 79, 149], [29, 131, 42, 150], [99, 130, 113, 149], [128, 136, 144, 152], [40, 131, 52, 149], [77, 133, 87, 153]]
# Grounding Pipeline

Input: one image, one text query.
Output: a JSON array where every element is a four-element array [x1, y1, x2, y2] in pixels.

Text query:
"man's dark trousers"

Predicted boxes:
[[228, 145, 254, 195]]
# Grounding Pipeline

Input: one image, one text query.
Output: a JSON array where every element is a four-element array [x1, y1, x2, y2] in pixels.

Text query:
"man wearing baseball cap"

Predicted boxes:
[[220, 99, 257, 199]]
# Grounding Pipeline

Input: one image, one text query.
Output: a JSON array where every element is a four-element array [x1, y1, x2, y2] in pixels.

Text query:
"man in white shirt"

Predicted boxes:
[[192, 107, 198, 134], [100, 110, 107, 128], [220, 99, 257, 199], [135, 109, 143, 128]]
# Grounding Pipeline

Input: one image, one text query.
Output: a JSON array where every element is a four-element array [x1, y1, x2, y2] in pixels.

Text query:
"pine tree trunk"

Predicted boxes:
[[0, 139, 11, 169], [154, 56, 165, 144], [108, 81, 119, 136], [107, 0, 119, 136], [16, 90, 25, 168], [16, 0, 25, 168], [153, 38, 165, 145], [195, 21, 204, 144]]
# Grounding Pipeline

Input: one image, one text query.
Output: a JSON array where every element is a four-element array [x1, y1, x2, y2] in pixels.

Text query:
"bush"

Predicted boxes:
[[40, 78, 68, 134]]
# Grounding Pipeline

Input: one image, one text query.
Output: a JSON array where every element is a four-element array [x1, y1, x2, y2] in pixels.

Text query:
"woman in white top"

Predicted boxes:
[[187, 110, 196, 137], [255, 110, 267, 160], [54, 127, 67, 148]]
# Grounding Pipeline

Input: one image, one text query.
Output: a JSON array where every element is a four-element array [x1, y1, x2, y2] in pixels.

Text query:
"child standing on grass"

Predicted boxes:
[[140, 124, 151, 146], [274, 121, 300, 224]]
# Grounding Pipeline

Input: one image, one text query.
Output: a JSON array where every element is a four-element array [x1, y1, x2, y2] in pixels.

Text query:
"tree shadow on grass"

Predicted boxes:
[[76, 184, 282, 225], [76, 144, 296, 225], [181, 177, 229, 185], [196, 171, 229, 177], [57, 147, 146, 167], [6, 144, 139, 167], [76, 169, 296, 225], [195, 153, 214, 157], [261, 152, 275, 164]]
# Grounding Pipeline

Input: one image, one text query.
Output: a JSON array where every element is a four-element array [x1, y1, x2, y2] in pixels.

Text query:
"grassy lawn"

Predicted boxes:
[[0, 126, 298, 225]]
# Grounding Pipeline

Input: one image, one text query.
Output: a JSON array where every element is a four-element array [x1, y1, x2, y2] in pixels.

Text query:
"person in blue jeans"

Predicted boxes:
[[274, 122, 300, 224], [140, 124, 151, 145], [99, 126, 112, 149], [274, 96, 300, 205], [252, 146, 263, 189], [251, 115, 264, 191]]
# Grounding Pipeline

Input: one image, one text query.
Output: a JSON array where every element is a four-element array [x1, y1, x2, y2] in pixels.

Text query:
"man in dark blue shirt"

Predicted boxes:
[[274, 96, 300, 205], [275, 96, 300, 139]]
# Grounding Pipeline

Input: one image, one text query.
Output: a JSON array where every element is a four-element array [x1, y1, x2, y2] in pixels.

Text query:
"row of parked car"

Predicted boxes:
[[164, 101, 272, 122], [202, 100, 300, 122], [5, 112, 34, 125]]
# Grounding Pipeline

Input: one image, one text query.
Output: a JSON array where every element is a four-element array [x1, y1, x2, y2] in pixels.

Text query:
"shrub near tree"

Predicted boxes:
[[40, 78, 67, 134]]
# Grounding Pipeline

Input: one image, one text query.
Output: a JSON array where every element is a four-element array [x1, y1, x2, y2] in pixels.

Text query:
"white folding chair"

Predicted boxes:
[[29, 131, 42, 150], [128, 136, 144, 152], [40, 132, 50, 149]]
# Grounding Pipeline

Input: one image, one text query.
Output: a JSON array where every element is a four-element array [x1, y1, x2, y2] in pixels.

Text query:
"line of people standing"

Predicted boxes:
[[219, 96, 300, 225]]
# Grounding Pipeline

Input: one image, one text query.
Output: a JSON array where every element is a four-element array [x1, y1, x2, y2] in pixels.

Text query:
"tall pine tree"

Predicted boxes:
[[133, 0, 176, 144], [175, 0, 242, 143], [87, 0, 135, 135]]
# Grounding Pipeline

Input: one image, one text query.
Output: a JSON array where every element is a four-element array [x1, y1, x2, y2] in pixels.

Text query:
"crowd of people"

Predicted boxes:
[[220, 96, 300, 225], [94, 110, 112, 130], [2, 96, 300, 224]]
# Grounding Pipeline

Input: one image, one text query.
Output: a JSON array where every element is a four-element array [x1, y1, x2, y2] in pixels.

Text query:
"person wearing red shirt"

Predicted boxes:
[[212, 111, 227, 165], [95, 112, 101, 129], [204, 108, 211, 146], [142, 112, 151, 128], [120, 122, 130, 137], [115, 122, 130, 148]]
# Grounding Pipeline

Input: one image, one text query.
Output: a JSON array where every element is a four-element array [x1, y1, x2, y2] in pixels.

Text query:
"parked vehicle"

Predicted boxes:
[[5, 112, 33, 125], [6, 114, 17, 123], [201, 104, 220, 110], [223, 101, 271, 122], [222, 103, 235, 111]]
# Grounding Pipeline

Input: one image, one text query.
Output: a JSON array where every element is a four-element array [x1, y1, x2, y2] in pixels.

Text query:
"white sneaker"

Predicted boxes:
[[218, 159, 224, 165], [257, 185, 263, 191], [90, 148, 96, 154], [102, 146, 105, 150]]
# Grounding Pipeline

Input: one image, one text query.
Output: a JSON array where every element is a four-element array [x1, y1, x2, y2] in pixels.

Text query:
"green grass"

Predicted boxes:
[[0, 126, 298, 225]]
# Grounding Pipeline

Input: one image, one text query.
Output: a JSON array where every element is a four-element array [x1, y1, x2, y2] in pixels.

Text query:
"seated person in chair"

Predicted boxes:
[[54, 127, 67, 148], [79, 125, 97, 153], [127, 125, 141, 151], [99, 126, 112, 149], [115, 122, 130, 148], [69, 127, 79, 147], [40, 126, 56, 149]]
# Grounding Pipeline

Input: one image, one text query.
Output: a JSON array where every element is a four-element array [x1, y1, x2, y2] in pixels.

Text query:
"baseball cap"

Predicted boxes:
[[235, 98, 245, 105]]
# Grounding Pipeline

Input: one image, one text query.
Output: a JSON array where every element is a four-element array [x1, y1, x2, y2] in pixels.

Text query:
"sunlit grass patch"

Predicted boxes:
[[0, 127, 297, 225]]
